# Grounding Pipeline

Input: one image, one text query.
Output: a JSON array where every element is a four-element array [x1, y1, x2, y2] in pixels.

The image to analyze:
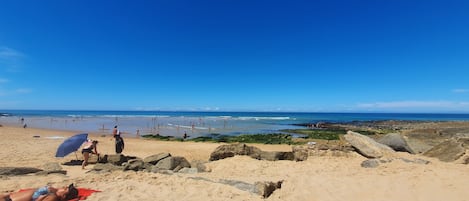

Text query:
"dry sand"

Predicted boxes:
[[1, 126, 469, 201]]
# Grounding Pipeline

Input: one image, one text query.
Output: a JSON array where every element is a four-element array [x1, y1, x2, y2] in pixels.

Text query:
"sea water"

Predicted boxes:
[[1, 110, 469, 138]]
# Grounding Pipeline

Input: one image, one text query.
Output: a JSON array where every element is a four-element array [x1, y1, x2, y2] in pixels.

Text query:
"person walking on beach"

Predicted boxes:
[[81, 140, 99, 169], [112, 125, 124, 154]]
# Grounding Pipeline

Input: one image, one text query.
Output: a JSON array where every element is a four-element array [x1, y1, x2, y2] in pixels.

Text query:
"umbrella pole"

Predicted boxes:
[[75, 152, 78, 160]]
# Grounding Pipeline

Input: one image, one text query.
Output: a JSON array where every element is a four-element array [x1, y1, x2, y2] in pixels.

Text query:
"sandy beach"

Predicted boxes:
[[1, 125, 469, 201]]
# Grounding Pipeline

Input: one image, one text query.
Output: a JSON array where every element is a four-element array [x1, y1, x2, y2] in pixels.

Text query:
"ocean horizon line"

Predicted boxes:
[[3, 109, 469, 115]]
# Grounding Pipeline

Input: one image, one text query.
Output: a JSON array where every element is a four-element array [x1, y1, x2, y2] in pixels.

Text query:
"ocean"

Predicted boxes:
[[2, 110, 469, 138]]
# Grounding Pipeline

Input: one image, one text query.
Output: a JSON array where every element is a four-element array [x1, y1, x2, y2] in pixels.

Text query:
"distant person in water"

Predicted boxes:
[[112, 125, 124, 153]]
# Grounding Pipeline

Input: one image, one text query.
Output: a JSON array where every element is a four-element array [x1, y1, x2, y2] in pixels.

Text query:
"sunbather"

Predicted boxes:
[[0, 184, 78, 201]]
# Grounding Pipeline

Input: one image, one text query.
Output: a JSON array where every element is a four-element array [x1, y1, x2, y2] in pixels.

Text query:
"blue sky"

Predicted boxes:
[[1, 0, 469, 113]]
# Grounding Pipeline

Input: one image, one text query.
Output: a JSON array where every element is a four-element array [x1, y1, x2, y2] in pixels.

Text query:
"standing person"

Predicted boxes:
[[112, 126, 124, 154], [81, 140, 99, 169]]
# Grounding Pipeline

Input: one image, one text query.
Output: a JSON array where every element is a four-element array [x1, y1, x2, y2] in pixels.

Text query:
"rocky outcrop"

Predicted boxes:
[[423, 138, 466, 162], [344, 131, 395, 158], [91, 153, 192, 173], [209, 143, 307, 161], [209, 144, 263, 161]]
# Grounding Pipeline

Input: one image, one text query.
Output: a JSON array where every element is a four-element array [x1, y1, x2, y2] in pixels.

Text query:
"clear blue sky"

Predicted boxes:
[[1, 0, 469, 113]]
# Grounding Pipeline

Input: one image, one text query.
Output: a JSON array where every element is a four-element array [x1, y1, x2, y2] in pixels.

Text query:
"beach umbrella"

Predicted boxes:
[[56, 133, 88, 158]]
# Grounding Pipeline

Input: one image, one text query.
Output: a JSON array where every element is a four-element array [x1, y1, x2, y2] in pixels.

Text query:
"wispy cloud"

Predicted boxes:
[[0, 47, 24, 58], [16, 88, 32, 94], [0, 47, 25, 72], [357, 100, 469, 111], [452, 89, 469, 93], [0, 88, 32, 96]]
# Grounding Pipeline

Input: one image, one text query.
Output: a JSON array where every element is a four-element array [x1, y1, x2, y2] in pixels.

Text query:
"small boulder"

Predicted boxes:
[[155, 156, 191, 171], [254, 181, 283, 198], [361, 159, 380, 168]]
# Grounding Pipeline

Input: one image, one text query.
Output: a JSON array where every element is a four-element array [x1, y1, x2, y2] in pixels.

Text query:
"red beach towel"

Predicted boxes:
[[69, 188, 101, 200], [19, 188, 101, 200]]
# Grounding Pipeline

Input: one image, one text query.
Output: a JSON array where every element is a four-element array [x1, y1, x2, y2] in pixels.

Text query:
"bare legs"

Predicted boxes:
[[82, 152, 90, 169]]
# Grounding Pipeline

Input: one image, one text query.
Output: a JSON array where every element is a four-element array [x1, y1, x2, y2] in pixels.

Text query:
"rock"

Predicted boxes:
[[209, 144, 263, 161], [124, 159, 145, 171], [378, 133, 414, 153], [191, 160, 209, 172], [254, 181, 283, 198], [260, 151, 294, 161], [177, 167, 199, 174], [143, 153, 171, 165], [106, 154, 127, 166], [293, 149, 308, 161], [404, 137, 433, 154], [219, 179, 282, 198], [0, 167, 43, 176], [463, 155, 469, 165], [155, 156, 191, 171], [155, 157, 175, 170], [457, 137, 469, 148], [423, 139, 466, 162], [173, 157, 191, 172], [398, 158, 430, 165], [344, 131, 395, 158], [209, 143, 300, 161], [361, 159, 380, 168]]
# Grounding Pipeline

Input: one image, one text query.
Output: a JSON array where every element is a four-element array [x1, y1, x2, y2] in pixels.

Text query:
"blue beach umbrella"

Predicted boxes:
[[56, 133, 88, 157]]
